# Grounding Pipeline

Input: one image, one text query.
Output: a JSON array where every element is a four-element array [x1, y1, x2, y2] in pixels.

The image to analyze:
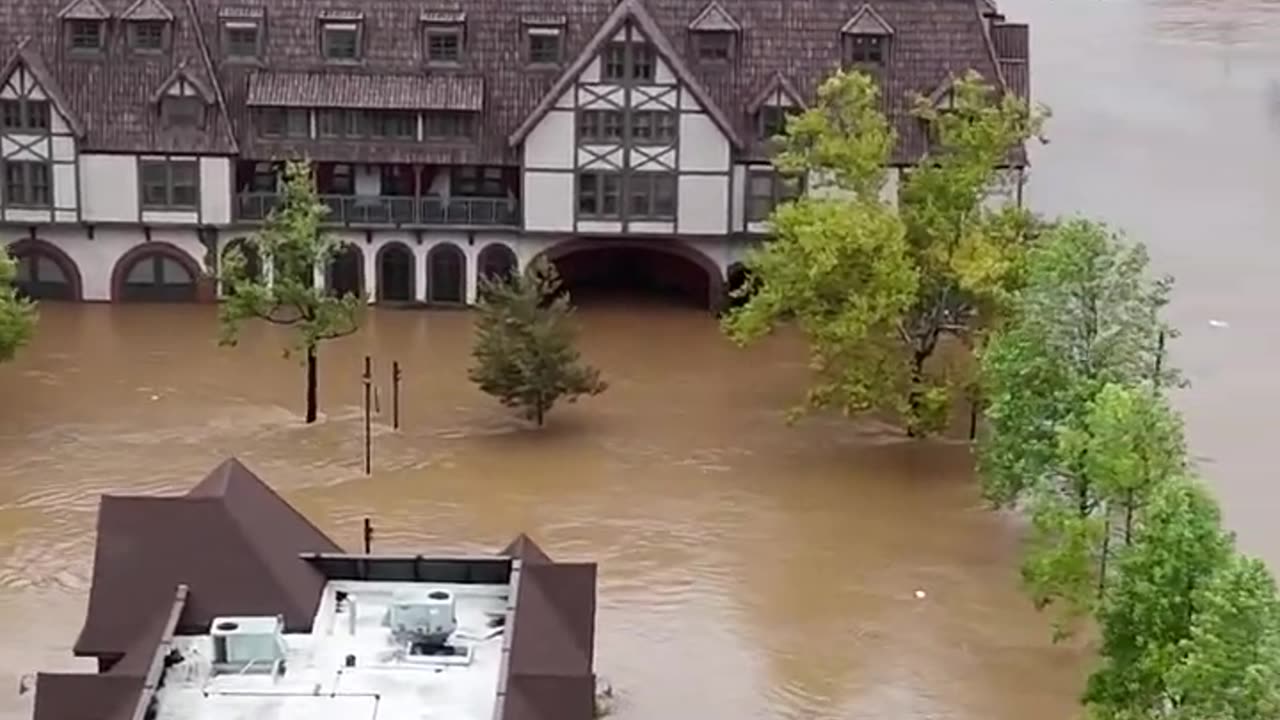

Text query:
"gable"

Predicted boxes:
[[0, 42, 86, 136], [688, 1, 741, 33], [747, 72, 805, 113], [508, 0, 741, 149], [120, 0, 175, 22], [57, 0, 110, 20], [150, 65, 214, 105], [841, 4, 894, 36]]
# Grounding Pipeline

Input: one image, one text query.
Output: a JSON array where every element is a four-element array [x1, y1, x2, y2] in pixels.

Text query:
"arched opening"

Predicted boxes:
[[426, 243, 466, 304], [6, 240, 81, 301], [725, 263, 753, 309], [377, 242, 415, 303], [221, 238, 263, 296], [326, 244, 363, 299], [542, 239, 722, 310], [112, 244, 200, 303], [477, 243, 518, 284]]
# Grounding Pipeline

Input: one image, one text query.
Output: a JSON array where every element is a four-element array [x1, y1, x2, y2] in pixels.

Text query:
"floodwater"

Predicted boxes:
[[1, 1, 1278, 718]]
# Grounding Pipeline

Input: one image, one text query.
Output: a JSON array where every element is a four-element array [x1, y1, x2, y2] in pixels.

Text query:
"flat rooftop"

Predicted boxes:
[[152, 579, 511, 720]]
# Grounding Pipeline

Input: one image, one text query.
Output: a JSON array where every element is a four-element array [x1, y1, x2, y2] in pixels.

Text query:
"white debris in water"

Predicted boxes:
[[1209, 320, 1229, 329], [150, 394, 161, 401], [914, 590, 927, 599]]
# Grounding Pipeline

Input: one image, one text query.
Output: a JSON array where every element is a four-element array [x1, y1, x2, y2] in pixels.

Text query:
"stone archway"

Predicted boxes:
[[377, 242, 415, 303], [426, 243, 466, 304], [5, 238, 83, 301], [539, 238, 724, 310], [110, 242, 203, 303], [326, 244, 364, 299]]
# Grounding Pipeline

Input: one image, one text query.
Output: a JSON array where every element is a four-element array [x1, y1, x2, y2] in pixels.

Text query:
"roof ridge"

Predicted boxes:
[[181, 0, 240, 153]]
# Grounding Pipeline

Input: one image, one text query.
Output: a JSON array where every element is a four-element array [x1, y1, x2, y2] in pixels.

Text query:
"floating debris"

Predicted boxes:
[[914, 589, 927, 599], [1209, 319, 1229, 329]]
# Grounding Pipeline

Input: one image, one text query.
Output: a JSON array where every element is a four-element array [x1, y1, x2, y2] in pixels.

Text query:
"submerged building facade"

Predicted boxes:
[[28, 458, 598, 720], [0, 0, 1028, 308]]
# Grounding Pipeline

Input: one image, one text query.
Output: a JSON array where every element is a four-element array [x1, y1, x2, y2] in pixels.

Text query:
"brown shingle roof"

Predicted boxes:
[[120, 0, 175, 22], [509, 0, 743, 148], [0, 39, 86, 137], [247, 70, 485, 111], [73, 457, 340, 658]]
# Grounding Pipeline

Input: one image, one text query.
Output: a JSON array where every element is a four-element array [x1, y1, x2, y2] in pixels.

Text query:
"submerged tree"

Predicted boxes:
[[218, 159, 362, 423], [980, 219, 1181, 635], [469, 257, 606, 426], [722, 69, 1045, 434], [0, 250, 35, 363], [1085, 477, 1280, 719]]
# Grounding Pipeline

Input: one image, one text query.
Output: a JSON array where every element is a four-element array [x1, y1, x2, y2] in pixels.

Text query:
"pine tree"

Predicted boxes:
[[469, 257, 606, 426]]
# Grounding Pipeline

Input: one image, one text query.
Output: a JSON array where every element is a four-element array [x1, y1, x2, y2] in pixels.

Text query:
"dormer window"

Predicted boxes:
[[161, 97, 205, 129], [422, 12, 466, 67], [129, 21, 166, 52], [526, 26, 562, 65], [757, 106, 793, 140], [68, 20, 104, 53], [319, 13, 364, 62], [688, 1, 741, 64], [223, 21, 261, 59], [840, 4, 894, 67], [694, 31, 733, 62]]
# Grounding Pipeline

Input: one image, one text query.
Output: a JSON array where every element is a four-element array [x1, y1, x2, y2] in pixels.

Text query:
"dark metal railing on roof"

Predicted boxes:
[[299, 553, 514, 584], [235, 192, 520, 228]]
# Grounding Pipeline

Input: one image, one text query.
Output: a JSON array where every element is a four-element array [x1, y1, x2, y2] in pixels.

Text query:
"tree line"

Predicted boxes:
[[727, 69, 1280, 716]]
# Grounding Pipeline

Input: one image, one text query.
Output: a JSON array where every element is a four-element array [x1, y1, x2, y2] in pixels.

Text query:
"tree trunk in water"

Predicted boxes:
[[906, 351, 928, 438], [535, 399, 545, 428], [305, 345, 318, 424], [1097, 515, 1111, 599], [968, 394, 980, 441]]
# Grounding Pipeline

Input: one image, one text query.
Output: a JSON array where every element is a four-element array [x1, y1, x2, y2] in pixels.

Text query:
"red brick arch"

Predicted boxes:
[[110, 242, 206, 302], [5, 238, 84, 301], [536, 238, 726, 310]]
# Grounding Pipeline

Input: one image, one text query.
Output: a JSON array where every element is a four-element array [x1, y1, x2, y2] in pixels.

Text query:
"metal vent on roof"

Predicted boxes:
[[210, 615, 287, 676]]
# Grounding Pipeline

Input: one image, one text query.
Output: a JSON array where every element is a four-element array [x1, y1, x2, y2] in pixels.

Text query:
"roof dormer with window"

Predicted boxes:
[[688, 1, 740, 65], [840, 4, 893, 68], [219, 6, 266, 64], [747, 72, 805, 148], [121, 0, 174, 55], [318, 10, 365, 64], [522, 15, 566, 68], [152, 64, 214, 131], [421, 10, 467, 68], [58, 0, 110, 57]]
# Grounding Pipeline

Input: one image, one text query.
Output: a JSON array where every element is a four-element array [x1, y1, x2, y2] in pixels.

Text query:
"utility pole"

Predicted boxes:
[[363, 355, 372, 475]]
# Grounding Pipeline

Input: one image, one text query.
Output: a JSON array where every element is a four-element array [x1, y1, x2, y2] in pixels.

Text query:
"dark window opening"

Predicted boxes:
[[602, 41, 655, 82], [258, 107, 310, 138], [245, 162, 278, 193], [317, 109, 416, 140], [746, 169, 802, 223], [129, 20, 166, 51], [424, 111, 474, 140], [577, 171, 621, 219], [425, 27, 463, 64], [378, 243, 414, 302], [316, 163, 354, 195], [3, 161, 51, 208], [140, 159, 198, 210], [757, 105, 793, 141], [67, 20, 104, 53], [223, 22, 260, 59], [121, 253, 197, 303], [426, 244, 465, 303], [478, 244, 517, 283], [161, 96, 205, 129], [630, 110, 676, 145], [578, 109, 623, 143], [527, 30, 561, 64], [842, 34, 886, 65], [451, 166, 506, 197], [380, 165, 415, 196], [627, 173, 676, 220], [326, 244, 363, 298], [0, 100, 50, 132], [694, 31, 733, 62], [13, 251, 74, 301], [322, 23, 361, 61]]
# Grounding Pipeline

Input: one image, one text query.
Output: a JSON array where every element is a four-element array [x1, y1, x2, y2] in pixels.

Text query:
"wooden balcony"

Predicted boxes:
[[234, 193, 520, 228]]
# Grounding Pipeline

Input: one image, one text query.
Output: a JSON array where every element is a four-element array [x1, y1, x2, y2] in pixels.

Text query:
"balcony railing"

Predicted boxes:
[[235, 193, 521, 227]]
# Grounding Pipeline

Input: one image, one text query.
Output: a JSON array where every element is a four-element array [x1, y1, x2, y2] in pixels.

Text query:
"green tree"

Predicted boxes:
[[722, 69, 1044, 434], [218, 159, 362, 423], [1085, 477, 1280, 720], [469, 257, 606, 426], [0, 250, 35, 363]]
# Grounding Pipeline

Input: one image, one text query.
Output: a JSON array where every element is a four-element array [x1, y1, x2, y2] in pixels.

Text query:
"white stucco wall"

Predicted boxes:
[[677, 175, 729, 234], [522, 172, 574, 232], [200, 157, 232, 225], [677, 113, 729, 172], [81, 154, 139, 223], [524, 110, 575, 169]]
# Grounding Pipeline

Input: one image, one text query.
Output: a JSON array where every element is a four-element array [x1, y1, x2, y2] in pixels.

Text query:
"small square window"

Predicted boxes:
[[426, 28, 462, 64], [129, 20, 166, 51], [843, 34, 886, 65], [223, 22, 260, 59], [528, 29, 561, 65], [322, 23, 361, 61], [68, 20, 104, 53]]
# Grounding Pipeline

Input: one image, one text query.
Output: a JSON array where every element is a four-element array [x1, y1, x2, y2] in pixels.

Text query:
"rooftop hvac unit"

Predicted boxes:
[[210, 616, 287, 674], [388, 589, 457, 648]]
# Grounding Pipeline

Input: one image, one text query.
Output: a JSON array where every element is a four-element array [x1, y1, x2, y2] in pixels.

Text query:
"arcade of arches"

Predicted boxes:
[[4, 237, 736, 309]]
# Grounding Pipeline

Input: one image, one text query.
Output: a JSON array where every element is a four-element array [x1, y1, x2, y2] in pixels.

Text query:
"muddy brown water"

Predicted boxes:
[[2, 1, 1278, 718]]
